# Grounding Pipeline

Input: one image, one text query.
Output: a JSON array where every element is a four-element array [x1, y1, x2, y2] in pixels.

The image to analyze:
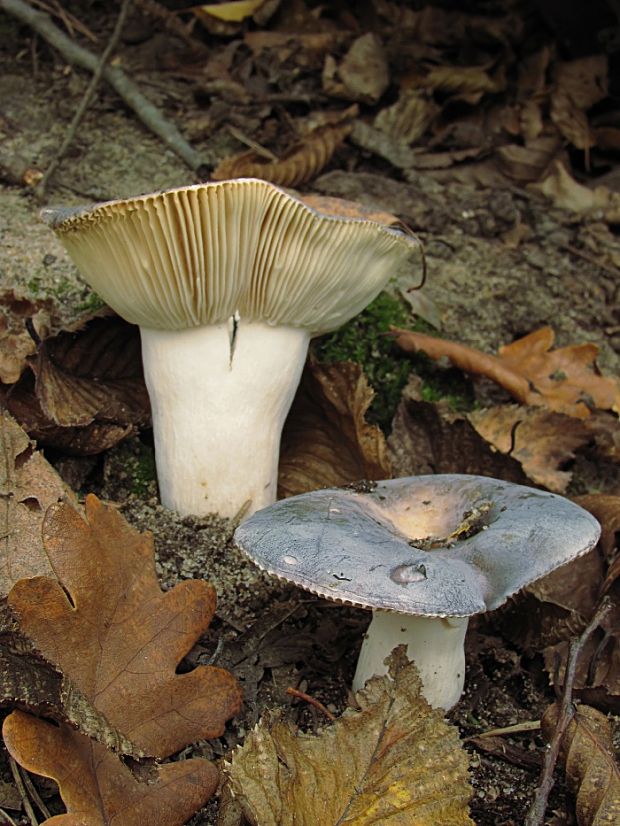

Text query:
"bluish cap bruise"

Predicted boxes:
[[234, 474, 601, 618]]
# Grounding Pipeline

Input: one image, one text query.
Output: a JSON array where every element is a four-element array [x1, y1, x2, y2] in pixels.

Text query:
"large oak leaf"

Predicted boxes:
[[3, 710, 218, 826], [8, 495, 242, 757]]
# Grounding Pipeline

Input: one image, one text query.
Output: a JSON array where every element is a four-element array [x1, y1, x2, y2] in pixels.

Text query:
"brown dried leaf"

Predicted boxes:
[[374, 89, 438, 145], [388, 377, 528, 483], [212, 124, 351, 188], [4, 317, 150, 454], [278, 361, 391, 498], [574, 495, 620, 561], [3, 710, 218, 826], [468, 405, 591, 492], [532, 160, 620, 221], [324, 33, 390, 104], [0, 412, 73, 596], [541, 703, 620, 825], [551, 56, 608, 149], [391, 326, 620, 418], [0, 291, 52, 384], [495, 134, 561, 183], [8, 495, 242, 756], [223, 650, 473, 826], [421, 64, 506, 103], [0, 642, 143, 759]]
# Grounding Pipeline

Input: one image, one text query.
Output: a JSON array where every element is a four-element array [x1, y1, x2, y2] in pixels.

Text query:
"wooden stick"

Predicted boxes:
[[35, 0, 132, 198], [8, 755, 38, 826], [524, 597, 612, 826], [0, 0, 206, 174], [286, 687, 336, 722]]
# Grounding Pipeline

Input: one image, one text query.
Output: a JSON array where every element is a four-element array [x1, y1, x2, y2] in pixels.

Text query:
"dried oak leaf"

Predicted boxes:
[[0, 643, 143, 759], [4, 316, 150, 454], [3, 709, 217, 826], [222, 649, 473, 826], [0, 411, 74, 596], [468, 404, 591, 492], [388, 377, 528, 483], [278, 361, 391, 498], [541, 703, 620, 825], [391, 326, 620, 418], [8, 494, 242, 757], [212, 124, 351, 188]]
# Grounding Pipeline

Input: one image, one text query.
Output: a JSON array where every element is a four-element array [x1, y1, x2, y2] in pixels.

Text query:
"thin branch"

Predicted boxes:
[[524, 597, 613, 826], [0, 0, 206, 174], [286, 686, 336, 722], [8, 755, 38, 826], [36, 0, 132, 198]]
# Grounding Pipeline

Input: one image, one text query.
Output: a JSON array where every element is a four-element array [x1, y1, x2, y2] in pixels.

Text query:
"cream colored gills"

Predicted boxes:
[[44, 179, 419, 520], [141, 322, 309, 518]]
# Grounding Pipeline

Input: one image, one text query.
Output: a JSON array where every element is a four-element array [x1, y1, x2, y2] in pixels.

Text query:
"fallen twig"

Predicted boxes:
[[286, 686, 336, 722], [524, 597, 613, 826], [8, 755, 38, 826], [35, 0, 132, 199], [0, 0, 206, 174]]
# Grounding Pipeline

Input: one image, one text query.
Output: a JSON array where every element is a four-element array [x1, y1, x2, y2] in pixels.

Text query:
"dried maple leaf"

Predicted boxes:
[[222, 649, 473, 826], [278, 361, 391, 498], [212, 124, 351, 188], [468, 404, 591, 492], [388, 377, 528, 484], [0, 412, 73, 596], [3, 710, 218, 826], [391, 326, 620, 418], [541, 703, 620, 825], [8, 494, 242, 757]]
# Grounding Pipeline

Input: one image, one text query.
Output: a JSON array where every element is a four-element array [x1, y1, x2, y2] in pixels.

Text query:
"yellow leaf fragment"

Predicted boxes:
[[225, 652, 473, 825], [198, 0, 264, 23]]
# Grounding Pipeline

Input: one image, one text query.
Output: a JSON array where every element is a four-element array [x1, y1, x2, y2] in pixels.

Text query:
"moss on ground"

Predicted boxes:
[[312, 291, 474, 431]]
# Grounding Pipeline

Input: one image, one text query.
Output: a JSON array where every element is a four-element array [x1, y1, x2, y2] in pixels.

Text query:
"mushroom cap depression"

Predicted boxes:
[[42, 179, 418, 332], [234, 474, 601, 617]]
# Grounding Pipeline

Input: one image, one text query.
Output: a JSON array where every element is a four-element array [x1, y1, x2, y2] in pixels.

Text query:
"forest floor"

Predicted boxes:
[[1, 2, 620, 825]]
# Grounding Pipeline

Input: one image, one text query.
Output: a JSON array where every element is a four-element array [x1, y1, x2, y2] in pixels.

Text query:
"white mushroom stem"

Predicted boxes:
[[141, 321, 310, 519], [352, 611, 469, 710]]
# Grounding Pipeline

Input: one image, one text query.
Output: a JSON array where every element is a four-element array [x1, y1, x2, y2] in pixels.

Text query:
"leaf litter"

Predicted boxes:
[[3, 0, 620, 822]]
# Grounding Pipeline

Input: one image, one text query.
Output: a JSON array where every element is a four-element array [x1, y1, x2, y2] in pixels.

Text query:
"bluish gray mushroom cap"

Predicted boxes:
[[234, 474, 601, 617]]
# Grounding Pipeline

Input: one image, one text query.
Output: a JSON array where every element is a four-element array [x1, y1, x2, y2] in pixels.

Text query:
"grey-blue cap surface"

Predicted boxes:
[[234, 474, 601, 617]]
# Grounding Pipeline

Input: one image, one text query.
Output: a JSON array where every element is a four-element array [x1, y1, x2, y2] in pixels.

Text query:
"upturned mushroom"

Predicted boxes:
[[42, 180, 418, 518], [234, 474, 601, 709]]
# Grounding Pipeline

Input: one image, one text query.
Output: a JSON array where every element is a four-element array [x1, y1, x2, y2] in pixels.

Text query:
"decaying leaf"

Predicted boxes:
[[212, 124, 351, 187], [531, 160, 620, 221], [278, 361, 391, 498], [541, 703, 620, 825], [550, 56, 608, 150], [223, 649, 473, 826], [391, 326, 620, 418], [468, 405, 591, 492], [8, 494, 242, 757], [4, 316, 150, 454], [374, 89, 438, 146], [574, 495, 620, 561], [0, 290, 53, 384], [388, 376, 528, 483], [4, 710, 219, 826], [0, 642, 143, 759], [0, 412, 73, 596], [495, 135, 561, 183], [323, 34, 390, 104]]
